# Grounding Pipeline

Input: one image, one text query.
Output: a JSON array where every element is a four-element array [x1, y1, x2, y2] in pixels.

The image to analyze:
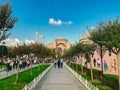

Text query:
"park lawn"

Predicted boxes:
[[0, 64, 50, 90]]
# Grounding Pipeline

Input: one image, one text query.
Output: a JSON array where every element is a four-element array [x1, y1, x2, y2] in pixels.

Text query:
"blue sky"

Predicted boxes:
[[0, 0, 120, 45]]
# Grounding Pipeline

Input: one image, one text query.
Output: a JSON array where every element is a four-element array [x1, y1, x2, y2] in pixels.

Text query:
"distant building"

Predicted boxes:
[[47, 37, 71, 49], [79, 32, 91, 44]]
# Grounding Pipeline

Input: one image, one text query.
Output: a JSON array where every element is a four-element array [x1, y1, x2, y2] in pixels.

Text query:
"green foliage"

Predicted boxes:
[[0, 45, 8, 57], [103, 74, 118, 90], [101, 18, 120, 54], [11, 43, 54, 59], [7, 49, 16, 58], [85, 53, 90, 62], [89, 17, 120, 54], [67, 63, 116, 90], [92, 69, 103, 80], [0, 64, 50, 90], [63, 43, 96, 63], [0, 2, 17, 41]]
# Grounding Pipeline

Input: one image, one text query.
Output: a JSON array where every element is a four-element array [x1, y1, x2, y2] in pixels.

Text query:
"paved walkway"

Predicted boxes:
[[35, 65, 87, 90]]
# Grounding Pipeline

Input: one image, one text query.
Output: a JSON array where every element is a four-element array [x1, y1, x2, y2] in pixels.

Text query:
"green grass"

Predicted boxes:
[[68, 64, 112, 90], [0, 64, 50, 90]]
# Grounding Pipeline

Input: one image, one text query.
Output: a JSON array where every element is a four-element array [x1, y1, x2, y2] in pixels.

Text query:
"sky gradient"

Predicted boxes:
[[0, 0, 120, 45]]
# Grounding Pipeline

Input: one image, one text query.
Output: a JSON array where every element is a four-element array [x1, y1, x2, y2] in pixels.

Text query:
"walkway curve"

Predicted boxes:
[[35, 64, 87, 90]]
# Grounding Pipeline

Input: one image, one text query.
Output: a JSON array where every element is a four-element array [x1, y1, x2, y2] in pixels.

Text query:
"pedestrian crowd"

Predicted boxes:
[[0, 57, 39, 72]]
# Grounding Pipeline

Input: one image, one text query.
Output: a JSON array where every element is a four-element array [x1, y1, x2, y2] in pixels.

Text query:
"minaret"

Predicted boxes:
[[90, 26, 94, 32], [42, 35, 44, 45], [36, 29, 39, 44], [82, 30, 85, 39], [6, 0, 9, 4]]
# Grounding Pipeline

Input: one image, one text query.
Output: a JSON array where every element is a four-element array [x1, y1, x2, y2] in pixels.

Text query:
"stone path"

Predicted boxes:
[[35, 65, 87, 90]]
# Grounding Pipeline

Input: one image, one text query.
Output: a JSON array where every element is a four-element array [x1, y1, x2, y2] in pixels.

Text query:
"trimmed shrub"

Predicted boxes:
[[93, 69, 102, 80], [103, 74, 118, 90]]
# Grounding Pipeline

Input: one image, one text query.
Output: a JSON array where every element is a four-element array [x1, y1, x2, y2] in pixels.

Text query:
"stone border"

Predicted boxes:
[[64, 63, 99, 90], [22, 64, 53, 90]]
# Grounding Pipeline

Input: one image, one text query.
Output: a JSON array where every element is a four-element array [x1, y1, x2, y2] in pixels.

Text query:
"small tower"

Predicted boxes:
[[42, 35, 44, 45], [36, 29, 39, 44], [90, 26, 94, 32], [82, 30, 86, 39], [6, 0, 9, 4]]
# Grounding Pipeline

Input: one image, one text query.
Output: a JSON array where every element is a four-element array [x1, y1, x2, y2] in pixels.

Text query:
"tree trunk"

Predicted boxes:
[[90, 58, 93, 81], [30, 58, 33, 75], [30, 64, 32, 75], [80, 58, 83, 74], [38, 59, 40, 71], [81, 65, 83, 74], [117, 52, 120, 90], [100, 45, 103, 73], [81, 61, 83, 74], [14, 64, 19, 84], [76, 56, 78, 73]]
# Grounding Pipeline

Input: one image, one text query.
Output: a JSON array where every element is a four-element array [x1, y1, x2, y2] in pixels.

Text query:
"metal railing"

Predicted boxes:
[[64, 63, 99, 90], [22, 63, 53, 90]]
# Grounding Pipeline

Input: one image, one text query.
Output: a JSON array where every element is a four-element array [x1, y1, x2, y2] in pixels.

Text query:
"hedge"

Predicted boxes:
[[68, 62, 118, 90]]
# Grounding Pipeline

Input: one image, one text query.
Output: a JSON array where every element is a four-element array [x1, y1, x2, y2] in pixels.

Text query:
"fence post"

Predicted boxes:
[[96, 87, 99, 90], [24, 85, 28, 90], [79, 75, 81, 81], [34, 78, 36, 87], [86, 80, 87, 86]]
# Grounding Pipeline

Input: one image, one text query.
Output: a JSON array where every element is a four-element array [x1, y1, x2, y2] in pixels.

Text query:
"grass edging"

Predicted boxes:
[[22, 63, 53, 90], [0, 64, 52, 90], [65, 63, 99, 90]]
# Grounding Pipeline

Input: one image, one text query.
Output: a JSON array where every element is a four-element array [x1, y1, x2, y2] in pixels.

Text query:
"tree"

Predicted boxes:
[[83, 44, 96, 81], [99, 18, 120, 90], [7, 47, 16, 58], [0, 1, 17, 41], [89, 26, 107, 73], [63, 43, 96, 80], [89, 17, 120, 89], [0, 45, 8, 57]]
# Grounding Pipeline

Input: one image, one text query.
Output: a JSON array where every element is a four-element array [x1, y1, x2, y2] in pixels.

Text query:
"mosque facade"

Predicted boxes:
[[47, 37, 71, 49]]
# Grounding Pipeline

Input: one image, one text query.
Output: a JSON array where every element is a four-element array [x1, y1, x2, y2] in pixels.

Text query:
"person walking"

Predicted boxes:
[[57, 59, 60, 68], [60, 58, 63, 68], [54, 60, 57, 68]]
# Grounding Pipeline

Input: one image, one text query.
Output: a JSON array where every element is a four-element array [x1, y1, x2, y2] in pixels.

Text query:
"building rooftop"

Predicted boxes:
[[55, 37, 68, 42]]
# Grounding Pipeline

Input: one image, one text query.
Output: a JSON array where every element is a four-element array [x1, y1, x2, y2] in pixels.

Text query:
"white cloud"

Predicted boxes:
[[1, 38, 35, 47], [49, 18, 72, 25], [24, 39, 35, 45], [1, 38, 21, 47]]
